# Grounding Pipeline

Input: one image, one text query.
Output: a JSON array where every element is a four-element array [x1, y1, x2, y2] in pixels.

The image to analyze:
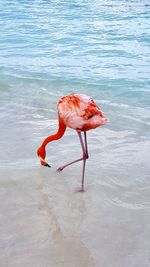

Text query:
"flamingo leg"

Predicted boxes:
[[80, 131, 88, 191], [57, 131, 88, 191], [83, 131, 88, 158]]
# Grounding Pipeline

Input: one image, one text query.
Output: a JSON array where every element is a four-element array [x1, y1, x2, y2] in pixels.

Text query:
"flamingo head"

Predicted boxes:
[[37, 146, 51, 168]]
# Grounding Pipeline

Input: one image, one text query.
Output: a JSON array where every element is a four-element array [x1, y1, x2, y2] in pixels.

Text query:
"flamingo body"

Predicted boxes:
[[58, 93, 107, 131], [37, 93, 108, 191]]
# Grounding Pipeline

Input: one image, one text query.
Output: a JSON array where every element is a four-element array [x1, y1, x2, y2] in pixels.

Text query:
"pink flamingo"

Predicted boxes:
[[37, 93, 108, 191]]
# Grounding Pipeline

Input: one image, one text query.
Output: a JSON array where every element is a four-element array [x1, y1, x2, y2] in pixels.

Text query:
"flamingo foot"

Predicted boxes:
[[57, 166, 64, 172], [74, 186, 85, 193]]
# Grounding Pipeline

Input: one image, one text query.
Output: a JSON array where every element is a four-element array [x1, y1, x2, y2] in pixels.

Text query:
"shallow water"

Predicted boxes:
[[0, 0, 150, 266]]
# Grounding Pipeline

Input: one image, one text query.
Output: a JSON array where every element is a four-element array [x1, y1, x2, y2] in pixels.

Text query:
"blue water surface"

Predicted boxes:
[[0, 0, 150, 161]]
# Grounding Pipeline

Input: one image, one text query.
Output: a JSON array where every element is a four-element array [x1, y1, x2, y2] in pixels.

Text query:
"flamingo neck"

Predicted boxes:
[[37, 117, 66, 162], [42, 118, 66, 148]]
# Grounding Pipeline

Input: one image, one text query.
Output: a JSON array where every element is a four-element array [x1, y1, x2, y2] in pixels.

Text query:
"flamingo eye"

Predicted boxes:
[[88, 114, 94, 119]]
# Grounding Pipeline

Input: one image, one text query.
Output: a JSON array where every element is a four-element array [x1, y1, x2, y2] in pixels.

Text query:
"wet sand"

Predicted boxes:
[[0, 166, 150, 267], [0, 168, 95, 267]]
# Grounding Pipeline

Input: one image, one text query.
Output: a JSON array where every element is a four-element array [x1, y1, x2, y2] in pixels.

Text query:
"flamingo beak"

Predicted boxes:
[[37, 147, 51, 168], [43, 163, 51, 168], [38, 156, 51, 168]]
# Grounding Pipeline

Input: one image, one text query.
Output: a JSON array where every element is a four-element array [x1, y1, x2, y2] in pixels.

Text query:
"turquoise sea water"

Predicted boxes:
[[0, 0, 150, 161], [0, 1, 150, 266]]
